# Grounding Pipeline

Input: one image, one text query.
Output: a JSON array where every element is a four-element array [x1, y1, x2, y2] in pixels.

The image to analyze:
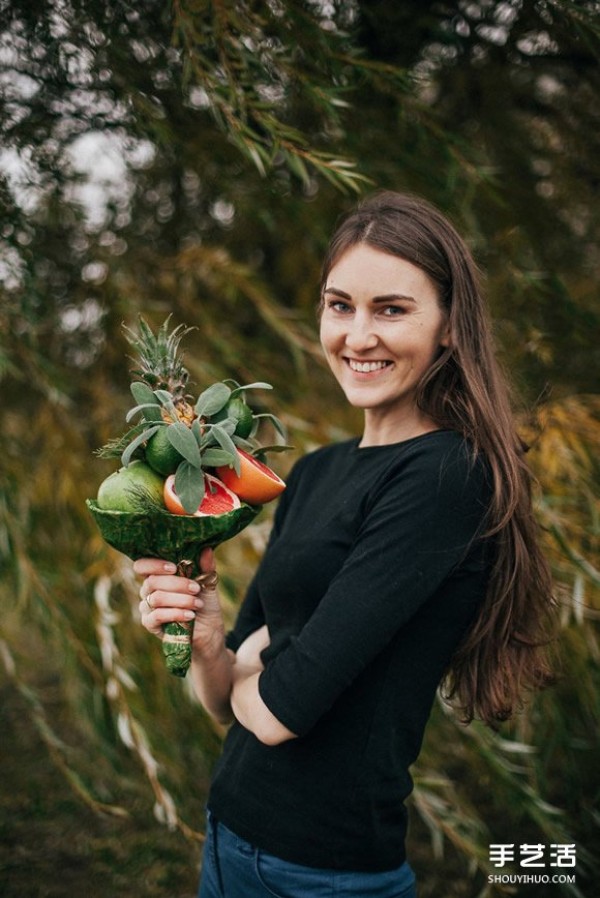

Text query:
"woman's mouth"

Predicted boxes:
[[346, 358, 393, 373]]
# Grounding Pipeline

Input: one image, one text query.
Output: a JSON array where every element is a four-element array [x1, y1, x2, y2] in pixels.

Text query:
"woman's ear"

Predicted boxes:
[[439, 321, 451, 348]]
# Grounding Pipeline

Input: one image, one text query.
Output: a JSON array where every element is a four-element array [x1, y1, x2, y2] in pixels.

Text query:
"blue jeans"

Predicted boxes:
[[198, 812, 417, 898]]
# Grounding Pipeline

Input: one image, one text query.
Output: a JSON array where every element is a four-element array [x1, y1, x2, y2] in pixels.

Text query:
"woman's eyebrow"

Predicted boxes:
[[372, 293, 417, 305], [323, 286, 417, 304], [323, 286, 351, 299]]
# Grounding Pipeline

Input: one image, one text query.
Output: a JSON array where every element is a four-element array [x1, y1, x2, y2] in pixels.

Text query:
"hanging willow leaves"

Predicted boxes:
[[2, 0, 599, 893]]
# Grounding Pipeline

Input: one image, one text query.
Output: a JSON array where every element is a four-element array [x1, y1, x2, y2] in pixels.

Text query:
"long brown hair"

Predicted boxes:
[[320, 190, 556, 726]]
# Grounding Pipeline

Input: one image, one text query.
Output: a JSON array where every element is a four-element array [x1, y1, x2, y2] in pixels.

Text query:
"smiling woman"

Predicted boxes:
[[134, 190, 557, 898], [320, 244, 450, 446]]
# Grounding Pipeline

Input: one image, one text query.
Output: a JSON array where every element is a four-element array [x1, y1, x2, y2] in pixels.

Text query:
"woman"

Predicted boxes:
[[135, 191, 556, 897]]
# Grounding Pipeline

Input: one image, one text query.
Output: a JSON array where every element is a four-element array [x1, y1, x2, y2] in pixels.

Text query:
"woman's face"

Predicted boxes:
[[320, 243, 449, 436]]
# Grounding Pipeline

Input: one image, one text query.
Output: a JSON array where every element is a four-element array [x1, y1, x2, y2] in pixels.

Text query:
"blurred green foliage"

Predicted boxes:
[[1, 2, 599, 896]]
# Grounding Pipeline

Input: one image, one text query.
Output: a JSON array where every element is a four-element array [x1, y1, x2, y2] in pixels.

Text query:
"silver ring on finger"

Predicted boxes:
[[145, 594, 154, 612]]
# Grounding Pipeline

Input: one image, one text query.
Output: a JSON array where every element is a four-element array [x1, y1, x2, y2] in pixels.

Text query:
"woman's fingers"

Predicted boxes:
[[139, 574, 201, 600], [135, 559, 204, 640], [134, 552, 223, 645], [138, 590, 199, 639], [139, 584, 203, 629], [141, 588, 201, 610], [139, 599, 196, 624], [200, 546, 215, 572], [133, 558, 177, 577]]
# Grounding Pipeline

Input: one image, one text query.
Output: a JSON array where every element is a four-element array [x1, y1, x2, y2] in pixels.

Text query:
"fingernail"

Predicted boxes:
[[188, 582, 200, 593], [194, 598, 204, 610], [183, 610, 196, 620], [163, 563, 177, 572]]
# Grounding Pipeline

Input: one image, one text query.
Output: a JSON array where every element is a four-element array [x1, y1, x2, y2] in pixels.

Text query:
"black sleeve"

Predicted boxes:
[[224, 580, 265, 653], [258, 443, 491, 736]]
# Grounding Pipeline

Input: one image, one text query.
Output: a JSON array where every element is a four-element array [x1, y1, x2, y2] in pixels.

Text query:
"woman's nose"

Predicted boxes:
[[344, 314, 379, 352]]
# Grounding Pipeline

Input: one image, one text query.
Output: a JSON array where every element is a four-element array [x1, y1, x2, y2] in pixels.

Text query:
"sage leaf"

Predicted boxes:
[[253, 412, 287, 438], [129, 383, 163, 421], [201, 448, 237, 468], [154, 389, 175, 404], [195, 383, 231, 417], [231, 436, 254, 451], [230, 382, 273, 398], [191, 418, 203, 442], [126, 403, 165, 423], [121, 425, 160, 467], [211, 425, 241, 474], [253, 443, 294, 454], [131, 381, 160, 407], [153, 389, 178, 417], [166, 422, 202, 467], [215, 417, 236, 436], [175, 461, 205, 514]]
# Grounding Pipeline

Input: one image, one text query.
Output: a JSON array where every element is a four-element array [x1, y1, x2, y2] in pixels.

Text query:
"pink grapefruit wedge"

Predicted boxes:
[[216, 449, 285, 504], [164, 473, 241, 516]]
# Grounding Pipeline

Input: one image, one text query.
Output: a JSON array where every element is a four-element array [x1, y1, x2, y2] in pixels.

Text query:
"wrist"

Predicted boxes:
[[191, 626, 228, 665]]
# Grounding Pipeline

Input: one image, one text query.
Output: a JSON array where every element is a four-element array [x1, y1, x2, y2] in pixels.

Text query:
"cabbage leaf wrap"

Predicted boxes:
[[86, 500, 261, 676]]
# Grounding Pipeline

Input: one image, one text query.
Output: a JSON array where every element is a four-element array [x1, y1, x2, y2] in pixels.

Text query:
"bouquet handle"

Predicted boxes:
[[162, 559, 221, 677], [162, 558, 201, 678]]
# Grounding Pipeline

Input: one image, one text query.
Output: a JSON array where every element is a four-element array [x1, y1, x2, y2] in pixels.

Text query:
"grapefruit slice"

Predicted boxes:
[[164, 473, 241, 516], [216, 449, 285, 504]]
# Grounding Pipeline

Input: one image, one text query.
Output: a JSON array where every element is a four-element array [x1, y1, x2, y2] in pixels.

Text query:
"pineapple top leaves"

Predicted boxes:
[[123, 315, 195, 401], [97, 316, 290, 514]]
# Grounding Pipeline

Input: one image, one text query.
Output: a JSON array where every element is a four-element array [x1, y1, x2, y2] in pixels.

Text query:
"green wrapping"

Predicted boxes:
[[86, 500, 261, 676]]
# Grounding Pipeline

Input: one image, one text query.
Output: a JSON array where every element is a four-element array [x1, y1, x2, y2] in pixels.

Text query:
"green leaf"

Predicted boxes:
[[253, 444, 294, 454], [129, 383, 163, 421], [121, 425, 161, 467], [215, 417, 236, 436], [166, 422, 202, 467], [126, 403, 165, 423], [211, 425, 241, 474], [201, 447, 237, 467], [195, 383, 231, 417], [191, 418, 203, 442], [175, 461, 206, 514], [130, 381, 160, 407], [230, 382, 273, 398], [96, 421, 150, 459], [153, 389, 178, 418], [253, 412, 287, 438], [153, 389, 175, 404], [231, 436, 255, 451]]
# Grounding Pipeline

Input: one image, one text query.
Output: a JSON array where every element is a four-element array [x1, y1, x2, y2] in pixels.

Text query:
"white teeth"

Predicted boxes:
[[348, 359, 390, 373]]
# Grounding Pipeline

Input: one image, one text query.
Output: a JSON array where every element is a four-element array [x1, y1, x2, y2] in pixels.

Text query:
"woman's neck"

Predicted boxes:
[[359, 407, 440, 448]]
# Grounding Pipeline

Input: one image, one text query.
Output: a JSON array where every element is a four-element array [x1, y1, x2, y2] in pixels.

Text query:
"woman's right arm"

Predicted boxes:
[[135, 550, 272, 727], [135, 548, 235, 724]]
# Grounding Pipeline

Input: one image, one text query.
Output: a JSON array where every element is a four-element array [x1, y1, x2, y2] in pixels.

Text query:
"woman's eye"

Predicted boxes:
[[381, 305, 406, 317], [327, 300, 352, 313]]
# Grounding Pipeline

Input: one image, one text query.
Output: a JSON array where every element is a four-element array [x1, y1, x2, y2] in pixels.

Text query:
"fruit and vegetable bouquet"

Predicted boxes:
[[87, 317, 287, 677]]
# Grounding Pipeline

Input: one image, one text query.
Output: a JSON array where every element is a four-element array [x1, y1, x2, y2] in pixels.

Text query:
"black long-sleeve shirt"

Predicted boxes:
[[207, 430, 493, 871]]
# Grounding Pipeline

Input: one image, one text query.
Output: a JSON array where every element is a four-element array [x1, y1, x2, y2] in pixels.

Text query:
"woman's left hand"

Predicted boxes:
[[235, 625, 270, 672]]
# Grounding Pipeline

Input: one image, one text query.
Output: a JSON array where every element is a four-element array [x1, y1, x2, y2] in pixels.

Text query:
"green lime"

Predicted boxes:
[[224, 396, 254, 438], [97, 460, 165, 512], [145, 425, 184, 475]]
